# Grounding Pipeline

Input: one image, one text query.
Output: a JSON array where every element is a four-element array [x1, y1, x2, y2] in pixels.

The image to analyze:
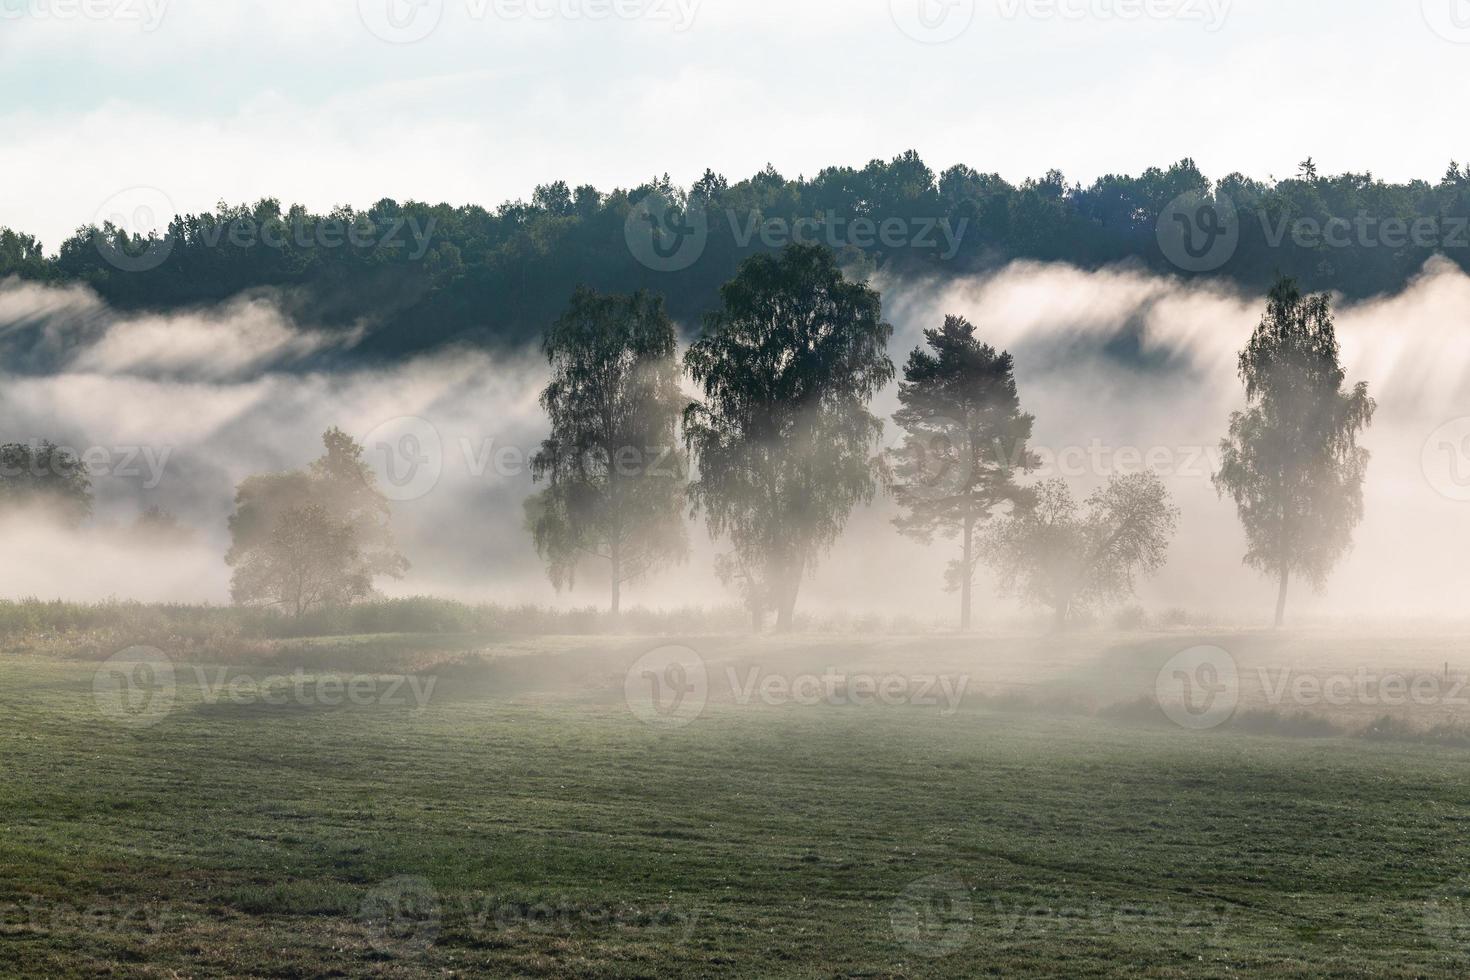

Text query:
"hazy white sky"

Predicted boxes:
[[2, 0, 1465, 248]]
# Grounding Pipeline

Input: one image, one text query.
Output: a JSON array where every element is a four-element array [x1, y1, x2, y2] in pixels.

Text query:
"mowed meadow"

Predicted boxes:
[[7, 610, 1470, 978]]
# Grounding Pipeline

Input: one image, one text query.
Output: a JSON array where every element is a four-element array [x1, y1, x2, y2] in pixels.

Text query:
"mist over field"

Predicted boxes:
[[2, 256, 1465, 622]]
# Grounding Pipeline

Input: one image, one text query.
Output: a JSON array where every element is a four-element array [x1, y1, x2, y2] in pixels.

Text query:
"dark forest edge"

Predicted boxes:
[[5, 153, 1470, 360]]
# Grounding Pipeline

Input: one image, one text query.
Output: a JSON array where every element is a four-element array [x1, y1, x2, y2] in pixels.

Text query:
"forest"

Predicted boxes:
[[3, 153, 1469, 362]]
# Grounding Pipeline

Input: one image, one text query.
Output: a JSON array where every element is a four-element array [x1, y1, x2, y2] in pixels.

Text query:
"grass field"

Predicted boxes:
[[6, 629, 1470, 977]]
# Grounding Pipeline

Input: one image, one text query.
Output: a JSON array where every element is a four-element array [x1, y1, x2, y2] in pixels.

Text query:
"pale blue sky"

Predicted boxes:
[[2, 0, 1464, 248]]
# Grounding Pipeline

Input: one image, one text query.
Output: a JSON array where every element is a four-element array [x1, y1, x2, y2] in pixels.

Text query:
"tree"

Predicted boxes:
[[1214, 277, 1375, 627], [0, 441, 92, 526], [527, 287, 688, 614], [684, 243, 894, 631], [227, 429, 408, 616], [984, 473, 1178, 629], [310, 427, 411, 583], [887, 316, 1038, 630], [229, 505, 369, 618]]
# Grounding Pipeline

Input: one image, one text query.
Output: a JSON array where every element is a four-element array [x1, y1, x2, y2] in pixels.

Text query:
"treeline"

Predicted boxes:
[[4, 154, 1470, 358]]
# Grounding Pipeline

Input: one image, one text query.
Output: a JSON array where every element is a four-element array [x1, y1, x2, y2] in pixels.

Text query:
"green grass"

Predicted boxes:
[[6, 634, 1470, 977]]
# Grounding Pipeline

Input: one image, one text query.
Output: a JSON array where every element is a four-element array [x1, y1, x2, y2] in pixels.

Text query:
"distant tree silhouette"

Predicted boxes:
[[984, 473, 1178, 629], [227, 428, 407, 616], [0, 441, 92, 526], [230, 504, 367, 618], [684, 244, 893, 631], [888, 316, 1038, 630], [1214, 277, 1376, 628], [527, 287, 688, 614]]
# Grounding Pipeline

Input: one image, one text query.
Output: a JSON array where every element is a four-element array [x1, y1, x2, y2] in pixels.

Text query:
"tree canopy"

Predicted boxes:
[[684, 243, 894, 631], [0, 441, 92, 527], [227, 428, 408, 616], [526, 287, 688, 613], [984, 473, 1179, 629], [888, 315, 1038, 630], [1214, 277, 1376, 627]]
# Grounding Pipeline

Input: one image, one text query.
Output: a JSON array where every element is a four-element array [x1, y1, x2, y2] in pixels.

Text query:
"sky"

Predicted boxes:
[[2, 0, 1468, 249]]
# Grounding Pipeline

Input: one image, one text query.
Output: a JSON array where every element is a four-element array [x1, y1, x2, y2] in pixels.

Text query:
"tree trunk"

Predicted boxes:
[[1274, 567, 1289, 629], [609, 541, 622, 617], [960, 517, 974, 632], [774, 560, 800, 633], [1052, 598, 1069, 631]]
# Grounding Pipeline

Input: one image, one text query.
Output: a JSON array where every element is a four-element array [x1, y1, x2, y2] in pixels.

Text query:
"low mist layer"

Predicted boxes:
[[2, 256, 1466, 622]]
